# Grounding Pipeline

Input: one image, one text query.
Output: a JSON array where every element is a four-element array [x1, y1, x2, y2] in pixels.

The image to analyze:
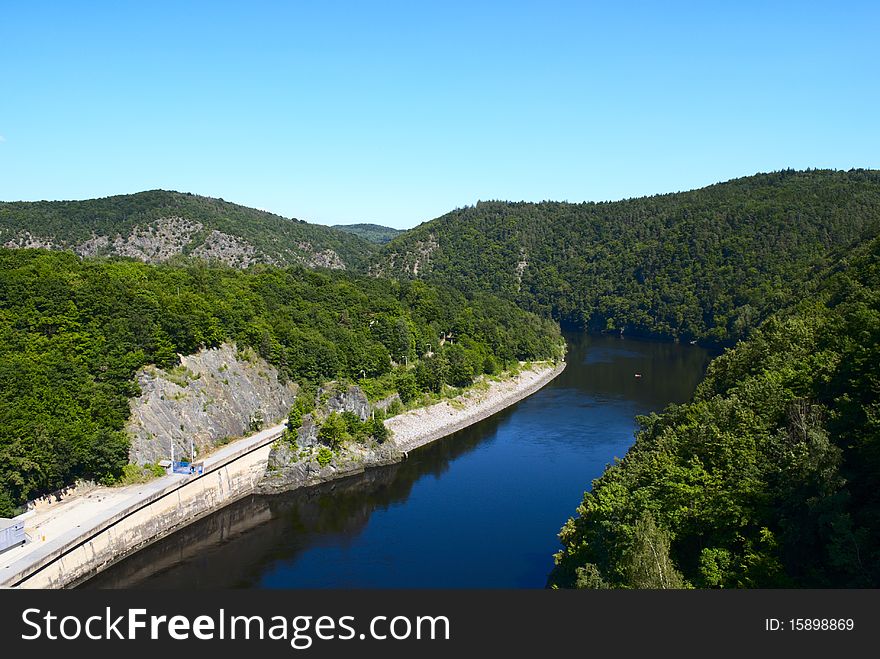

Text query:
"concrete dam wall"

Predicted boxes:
[[12, 439, 274, 589]]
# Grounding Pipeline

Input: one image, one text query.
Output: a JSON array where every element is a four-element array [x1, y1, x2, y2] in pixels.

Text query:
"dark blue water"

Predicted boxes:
[[83, 333, 711, 589]]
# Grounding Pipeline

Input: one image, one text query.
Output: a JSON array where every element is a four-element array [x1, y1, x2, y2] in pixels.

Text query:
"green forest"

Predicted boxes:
[[379, 169, 880, 344], [2, 168, 879, 588], [373, 168, 880, 587], [549, 236, 880, 588], [0, 190, 378, 270], [0, 249, 561, 515], [332, 223, 404, 244]]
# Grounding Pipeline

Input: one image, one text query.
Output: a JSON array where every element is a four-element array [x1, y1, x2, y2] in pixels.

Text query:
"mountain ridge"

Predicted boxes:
[[0, 189, 378, 271], [376, 168, 880, 344], [331, 223, 404, 244], [5, 169, 880, 346]]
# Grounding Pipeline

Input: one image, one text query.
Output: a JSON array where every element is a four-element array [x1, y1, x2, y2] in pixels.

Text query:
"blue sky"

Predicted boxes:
[[1, 1, 877, 229]]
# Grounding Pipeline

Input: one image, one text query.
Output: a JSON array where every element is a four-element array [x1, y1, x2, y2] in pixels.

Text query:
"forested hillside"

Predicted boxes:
[[3, 169, 879, 588], [0, 190, 378, 270], [549, 236, 880, 588], [0, 249, 561, 515], [377, 169, 880, 343], [332, 223, 404, 244]]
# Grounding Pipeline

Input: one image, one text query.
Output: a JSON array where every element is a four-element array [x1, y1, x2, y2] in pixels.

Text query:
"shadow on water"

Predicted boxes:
[[83, 412, 512, 589], [83, 333, 712, 589]]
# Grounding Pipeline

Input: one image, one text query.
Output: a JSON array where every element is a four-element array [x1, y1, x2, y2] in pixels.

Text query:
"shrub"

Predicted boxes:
[[317, 412, 347, 450], [395, 370, 419, 403], [366, 417, 389, 444], [249, 409, 265, 432], [316, 447, 333, 468]]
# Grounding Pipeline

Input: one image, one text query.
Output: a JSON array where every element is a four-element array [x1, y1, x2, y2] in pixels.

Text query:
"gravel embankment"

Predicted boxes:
[[386, 361, 566, 454]]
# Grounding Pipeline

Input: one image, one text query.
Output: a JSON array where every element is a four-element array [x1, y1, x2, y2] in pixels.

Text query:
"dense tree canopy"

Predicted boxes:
[[379, 169, 880, 344], [331, 223, 404, 244], [549, 237, 880, 588], [3, 169, 879, 592], [0, 249, 562, 515], [0, 190, 378, 269]]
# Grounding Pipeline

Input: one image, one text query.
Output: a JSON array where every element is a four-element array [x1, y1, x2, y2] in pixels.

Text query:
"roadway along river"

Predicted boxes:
[[83, 333, 711, 589]]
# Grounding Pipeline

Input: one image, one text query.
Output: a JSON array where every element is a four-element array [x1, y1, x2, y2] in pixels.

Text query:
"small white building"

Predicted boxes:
[[0, 516, 26, 554]]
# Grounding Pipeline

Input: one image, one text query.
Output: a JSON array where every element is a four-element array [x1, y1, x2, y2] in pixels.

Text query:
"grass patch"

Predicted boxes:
[[163, 365, 200, 387], [112, 463, 166, 486], [358, 371, 399, 402], [235, 346, 258, 363]]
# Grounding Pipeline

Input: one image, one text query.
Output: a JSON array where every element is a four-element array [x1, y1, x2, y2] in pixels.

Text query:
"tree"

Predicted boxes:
[[443, 344, 474, 387], [415, 355, 447, 393], [622, 513, 687, 589], [0, 246, 562, 510], [249, 409, 265, 432], [395, 370, 419, 403], [366, 417, 389, 444], [317, 413, 347, 450], [392, 317, 416, 363]]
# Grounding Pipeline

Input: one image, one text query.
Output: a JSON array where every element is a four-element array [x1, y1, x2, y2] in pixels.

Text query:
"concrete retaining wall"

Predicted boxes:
[[15, 443, 272, 589], [10, 362, 565, 589]]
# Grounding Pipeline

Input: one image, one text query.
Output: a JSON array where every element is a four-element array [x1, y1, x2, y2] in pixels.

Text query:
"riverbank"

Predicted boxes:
[[387, 361, 567, 454], [259, 361, 567, 494], [3, 360, 564, 588], [0, 422, 286, 588]]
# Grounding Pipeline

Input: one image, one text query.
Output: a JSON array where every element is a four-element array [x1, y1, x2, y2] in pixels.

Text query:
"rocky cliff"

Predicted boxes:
[[0, 190, 375, 270], [260, 440, 401, 495], [126, 344, 298, 464], [260, 381, 398, 490], [3, 217, 345, 270]]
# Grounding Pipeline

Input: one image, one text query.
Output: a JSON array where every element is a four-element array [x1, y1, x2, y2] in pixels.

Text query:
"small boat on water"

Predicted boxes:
[[634, 373, 642, 378]]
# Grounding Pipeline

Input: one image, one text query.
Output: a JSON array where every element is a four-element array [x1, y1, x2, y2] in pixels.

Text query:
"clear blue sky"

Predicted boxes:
[[1, 1, 877, 229]]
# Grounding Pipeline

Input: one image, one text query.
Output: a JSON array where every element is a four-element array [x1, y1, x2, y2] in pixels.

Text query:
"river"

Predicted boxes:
[[83, 333, 711, 589]]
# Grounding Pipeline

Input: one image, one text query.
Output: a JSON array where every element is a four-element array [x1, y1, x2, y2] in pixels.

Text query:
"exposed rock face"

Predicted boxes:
[[110, 217, 201, 262], [295, 241, 345, 269], [515, 248, 528, 292], [191, 229, 262, 268], [2, 217, 346, 270], [126, 343, 298, 465], [295, 415, 321, 448], [2, 231, 57, 250], [263, 383, 398, 491], [371, 233, 437, 277], [323, 384, 370, 421], [308, 248, 345, 269], [408, 235, 438, 276], [372, 393, 401, 413], [289, 384, 371, 449], [261, 438, 400, 494], [75, 234, 111, 257]]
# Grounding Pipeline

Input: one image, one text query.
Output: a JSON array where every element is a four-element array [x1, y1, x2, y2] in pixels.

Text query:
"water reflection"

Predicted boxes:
[[84, 413, 510, 589], [83, 333, 711, 589]]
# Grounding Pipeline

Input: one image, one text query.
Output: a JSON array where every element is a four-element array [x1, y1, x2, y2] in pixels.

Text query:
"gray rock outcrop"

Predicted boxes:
[[265, 382, 386, 487], [295, 415, 321, 448], [126, 343, 298, 465], [3, 217, 346, 270], [288, 384, 372, 449], [110, 216, 201, 262], [261, 438, 401, 494], [323, 384, 370, 421], [190, 229, 264, 267]]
